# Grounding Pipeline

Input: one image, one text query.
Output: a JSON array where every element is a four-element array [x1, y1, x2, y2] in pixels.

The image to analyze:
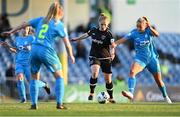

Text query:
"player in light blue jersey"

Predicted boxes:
[[113, 17, 172, 103], [1, 27, 50, 103], [3, 2, 75, 109]]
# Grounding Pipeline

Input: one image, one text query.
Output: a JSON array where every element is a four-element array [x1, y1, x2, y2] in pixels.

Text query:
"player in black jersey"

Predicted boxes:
[[71, 13, 116, 103]]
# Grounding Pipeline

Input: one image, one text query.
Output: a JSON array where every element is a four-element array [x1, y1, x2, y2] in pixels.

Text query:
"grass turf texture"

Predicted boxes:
[[0, 102, 180, 116]]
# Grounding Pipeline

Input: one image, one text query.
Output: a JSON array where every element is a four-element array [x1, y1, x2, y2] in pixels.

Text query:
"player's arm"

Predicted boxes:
[[1, 22, 29, 36], [143, 16, 159, 37], [0, 41, 17, 53], [63, 37, 75, 64], [112, 38, 127, 48], [70, 33, 89, 42]]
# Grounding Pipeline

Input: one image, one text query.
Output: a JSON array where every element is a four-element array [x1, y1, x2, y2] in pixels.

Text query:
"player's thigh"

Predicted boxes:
[[146, 58, 161, 74], [23, 65, 31, 82], [43, 51, 62, 73], [101, 59, 112, 74], [89, 58, 100, 78], [130, 59, 145, 76], [30, 52, 42, 74]]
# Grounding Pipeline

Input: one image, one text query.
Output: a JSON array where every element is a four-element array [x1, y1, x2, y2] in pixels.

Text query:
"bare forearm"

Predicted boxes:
[[149, 26, 159, 37], [115, 38, 127, 45], [74, 33, 89, 41]]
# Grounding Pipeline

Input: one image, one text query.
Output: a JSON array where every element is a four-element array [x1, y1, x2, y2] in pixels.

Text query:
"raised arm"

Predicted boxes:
[[71, 33, 89, 42], [143, 16, 159, 37], [63, 37, 75, 64]]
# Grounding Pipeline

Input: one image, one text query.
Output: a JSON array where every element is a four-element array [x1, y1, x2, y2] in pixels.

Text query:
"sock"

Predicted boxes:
[[128, 77, 136, 94], [90, 77, 97, 94], [55, 77, 64, 105], [37, 80, 46, 88], [30, 79, 39, 105], [106, 82, 113, 99], [17, 80, 26, 101], [158, 86, 167, 98]]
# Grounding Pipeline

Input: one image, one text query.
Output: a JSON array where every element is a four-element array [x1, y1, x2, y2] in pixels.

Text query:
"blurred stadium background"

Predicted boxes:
[[0, 0, 180, 103]]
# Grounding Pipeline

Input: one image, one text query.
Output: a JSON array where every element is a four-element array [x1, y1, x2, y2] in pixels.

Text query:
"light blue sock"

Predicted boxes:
[[37, 80, 46, 88], [55, 77, 64, 105], [128, 77, 136, 94], [17, 80, 26, 101], [159, 86, 167, 98], [30, 80, 39, 105]]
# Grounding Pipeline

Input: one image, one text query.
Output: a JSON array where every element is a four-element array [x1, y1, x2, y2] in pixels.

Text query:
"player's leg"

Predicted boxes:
[[44, 50, 66, 109], [24, 65, 50, 94], [101, 59, 115, 103], [147, 58, 172, 103], [30, 72, 40, 109], [15, 64, 26, 103], [122, 60, 145, 100], [29, 52, 41, 109], [88, 58, 100, 100]]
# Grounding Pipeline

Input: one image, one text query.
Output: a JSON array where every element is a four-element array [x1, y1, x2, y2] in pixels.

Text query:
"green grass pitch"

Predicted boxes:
[[0, 102, 180, 116]]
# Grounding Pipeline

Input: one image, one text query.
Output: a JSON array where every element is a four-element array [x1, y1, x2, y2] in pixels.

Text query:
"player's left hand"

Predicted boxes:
[[143, 16, 150, 27], [70, 56, 75, 64], [1, 31, 11, 36]]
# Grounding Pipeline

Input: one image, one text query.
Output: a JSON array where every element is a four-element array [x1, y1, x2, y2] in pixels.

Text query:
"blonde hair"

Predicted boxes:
[[98, 13, 109, 23], [44, 2, 63, 24]]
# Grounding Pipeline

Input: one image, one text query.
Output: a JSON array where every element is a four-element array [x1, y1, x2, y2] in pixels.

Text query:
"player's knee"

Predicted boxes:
[[129, 70, 136, 77]]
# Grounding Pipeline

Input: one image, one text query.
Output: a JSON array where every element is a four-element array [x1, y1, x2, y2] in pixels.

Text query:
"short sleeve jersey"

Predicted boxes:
[[87, 27, 114, 58], [124, 27, 158, 60], [28, 17, 67, 50]]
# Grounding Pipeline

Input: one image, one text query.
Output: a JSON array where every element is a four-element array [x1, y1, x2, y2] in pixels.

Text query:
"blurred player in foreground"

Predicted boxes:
[[3, 2, 75, 109]]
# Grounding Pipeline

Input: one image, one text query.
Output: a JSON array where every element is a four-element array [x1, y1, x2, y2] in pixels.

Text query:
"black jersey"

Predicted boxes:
[[87, 27, 114, 58]]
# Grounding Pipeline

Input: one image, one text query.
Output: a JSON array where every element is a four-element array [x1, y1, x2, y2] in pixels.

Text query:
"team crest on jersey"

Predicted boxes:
[[145, 34, 148, 38], [101, 35, 106, 40]]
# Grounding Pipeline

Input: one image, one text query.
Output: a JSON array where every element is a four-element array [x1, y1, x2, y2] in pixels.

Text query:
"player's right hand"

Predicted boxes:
[[70, 56, 75, 64]]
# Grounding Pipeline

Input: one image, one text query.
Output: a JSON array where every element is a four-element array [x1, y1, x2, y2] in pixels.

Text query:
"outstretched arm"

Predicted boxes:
[[0, 41, 17, 53], [111, 38, 127, 48], [2, 22, 29, 36], [70, 33, 89, 42], [63, 37, 75, 64]]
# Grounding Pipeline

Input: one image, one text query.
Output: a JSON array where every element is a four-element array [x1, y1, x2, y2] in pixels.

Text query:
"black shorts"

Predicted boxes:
[[89, 57, 112, 74]]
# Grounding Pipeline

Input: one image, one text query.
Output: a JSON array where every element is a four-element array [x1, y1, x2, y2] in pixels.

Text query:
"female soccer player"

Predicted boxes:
[[1, 27, 50, 103], [71, 13, 116, 103], [113, 16, 172, 103], [3, 2, 75, 109]]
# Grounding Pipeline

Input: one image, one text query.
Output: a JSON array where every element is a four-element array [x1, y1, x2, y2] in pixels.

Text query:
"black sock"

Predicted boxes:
[[106, 82, 113, 99], [90, 77, 97, 94]]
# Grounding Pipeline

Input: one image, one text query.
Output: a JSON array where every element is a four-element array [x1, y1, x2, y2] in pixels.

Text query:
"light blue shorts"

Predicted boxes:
[[30, 45, 62, 73], [134, 57, 161, 74]]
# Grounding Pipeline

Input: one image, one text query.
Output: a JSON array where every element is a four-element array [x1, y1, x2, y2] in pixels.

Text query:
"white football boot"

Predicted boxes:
[[122, 91, 134, 100]]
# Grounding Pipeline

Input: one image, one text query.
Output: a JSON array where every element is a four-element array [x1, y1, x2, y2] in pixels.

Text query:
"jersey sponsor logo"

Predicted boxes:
[[101, 35, 106, 40], [92, 39, 103, 44]]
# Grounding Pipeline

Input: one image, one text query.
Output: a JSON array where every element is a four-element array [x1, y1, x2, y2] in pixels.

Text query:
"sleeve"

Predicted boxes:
[[28, 17, 43, 29], [87, 27, 96, 36], [57, 23, 67, 39], [108, 31, 115, 44], [124, 30, 134, 41]]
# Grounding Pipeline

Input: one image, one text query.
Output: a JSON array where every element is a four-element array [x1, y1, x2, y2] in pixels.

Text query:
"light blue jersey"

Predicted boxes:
[[124, 27, 158, 63], [28, 17, 67, 50], [28, 17, 67, 73], [15, 35, 34, 65]]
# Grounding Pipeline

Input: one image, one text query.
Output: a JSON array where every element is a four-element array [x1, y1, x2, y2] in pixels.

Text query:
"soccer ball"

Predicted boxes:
[[97, 91, 109, 104]]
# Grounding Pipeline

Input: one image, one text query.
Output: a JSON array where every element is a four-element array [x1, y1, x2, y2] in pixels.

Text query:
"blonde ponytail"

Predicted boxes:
[[44, 2, 62, 24]]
